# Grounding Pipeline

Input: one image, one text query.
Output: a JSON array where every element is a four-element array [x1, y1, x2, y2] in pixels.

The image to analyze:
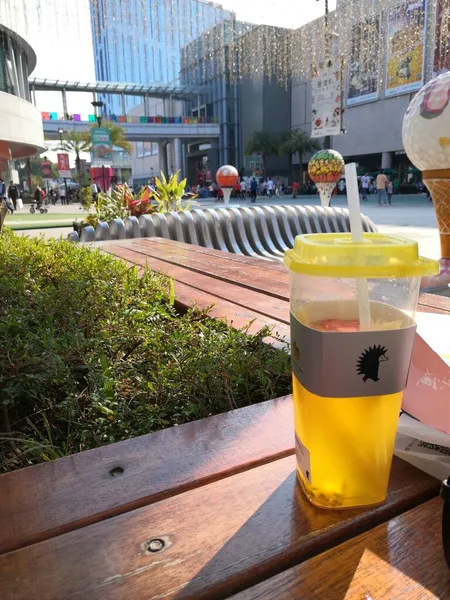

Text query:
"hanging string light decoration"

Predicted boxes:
[[5, 0, 450, 90]]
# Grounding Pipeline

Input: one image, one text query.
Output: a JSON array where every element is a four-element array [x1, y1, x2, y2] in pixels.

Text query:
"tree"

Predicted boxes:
[[245, 131, 279, 175], [89, 121, 133, 154], [61, 122, 132, 184], [279, 129, 320, 183], [60, 131, 91, 184]]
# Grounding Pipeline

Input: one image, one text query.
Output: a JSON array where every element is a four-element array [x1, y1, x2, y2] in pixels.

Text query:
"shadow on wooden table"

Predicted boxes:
[[171, 458, 440, 600], [229, 497, 450, 599]]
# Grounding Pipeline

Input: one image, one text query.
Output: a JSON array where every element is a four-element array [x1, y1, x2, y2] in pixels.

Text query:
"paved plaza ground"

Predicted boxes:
[[9, 193, 440, 260]]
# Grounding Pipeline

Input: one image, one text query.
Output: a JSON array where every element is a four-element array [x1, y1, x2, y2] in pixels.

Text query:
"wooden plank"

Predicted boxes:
[[0, 456, 439, 600], [102, 244, 291, 324], [230, 497, 450, 600], [104, 256, 290, 341], [126, 238, 291, 300], [104, 240, 450, 315], [130, 238, 288, 271], [418, 292, 450, 314], [0, 396, 294, 555]]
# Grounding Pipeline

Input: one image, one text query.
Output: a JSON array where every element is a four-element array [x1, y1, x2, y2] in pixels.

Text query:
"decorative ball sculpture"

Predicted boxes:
[[216, 165, 239, 204], [308, 150, 345, 207], [403, 72, 450, 263]]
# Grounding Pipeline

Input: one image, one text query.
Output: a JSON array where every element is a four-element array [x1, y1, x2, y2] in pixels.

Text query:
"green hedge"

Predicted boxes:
[[0, 231, 291, 471]]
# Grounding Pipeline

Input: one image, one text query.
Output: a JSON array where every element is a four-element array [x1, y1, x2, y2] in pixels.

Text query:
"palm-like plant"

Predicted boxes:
[[245, 131, 279, 175], [61, 122, 132, 184], [279, 129, 320, 183], [89, 121, 133, 154], [60, 131, 91, 184]]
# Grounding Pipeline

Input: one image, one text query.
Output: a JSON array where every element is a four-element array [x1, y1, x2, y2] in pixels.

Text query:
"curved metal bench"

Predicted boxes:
[[70, 205, 377, 260]]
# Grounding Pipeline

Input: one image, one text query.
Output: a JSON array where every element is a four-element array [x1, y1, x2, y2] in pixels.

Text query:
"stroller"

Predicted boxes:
[[29, 195, 48, 214]]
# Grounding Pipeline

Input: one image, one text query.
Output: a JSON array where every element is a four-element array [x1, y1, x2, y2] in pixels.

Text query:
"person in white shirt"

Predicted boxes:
[[361, 174, 371, 201], [240, 179, 246, 199], [267, 178, 274, 197]]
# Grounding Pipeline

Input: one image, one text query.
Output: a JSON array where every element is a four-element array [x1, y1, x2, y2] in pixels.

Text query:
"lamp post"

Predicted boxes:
[[91, 100, 107, 192], [58, 127, 68, 201]]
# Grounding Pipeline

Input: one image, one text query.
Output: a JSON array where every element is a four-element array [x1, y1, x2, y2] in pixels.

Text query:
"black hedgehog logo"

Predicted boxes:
[[356, 345, 389, 383]]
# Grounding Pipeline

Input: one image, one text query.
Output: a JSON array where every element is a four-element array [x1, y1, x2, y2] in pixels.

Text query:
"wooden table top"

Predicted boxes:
[[2, 239, 449, 599], [231, 497, 450, 600]]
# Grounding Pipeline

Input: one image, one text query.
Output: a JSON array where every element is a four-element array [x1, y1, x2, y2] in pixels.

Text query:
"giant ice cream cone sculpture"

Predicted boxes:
[[216, 165, 239, 205], [403, 73, 450, 285], [308, 150, 345, 207]]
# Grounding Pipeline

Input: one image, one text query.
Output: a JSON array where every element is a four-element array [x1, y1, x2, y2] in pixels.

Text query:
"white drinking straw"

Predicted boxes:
[[345, 163, 372, 330]]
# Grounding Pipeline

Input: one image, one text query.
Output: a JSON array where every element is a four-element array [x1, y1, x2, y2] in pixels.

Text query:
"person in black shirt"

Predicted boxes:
[[8, 181, 19, 211]]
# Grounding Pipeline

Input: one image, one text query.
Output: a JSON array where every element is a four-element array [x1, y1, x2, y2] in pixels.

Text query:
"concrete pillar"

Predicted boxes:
[[121, 93, 126, 116], [31, 85, 37, 106], [174, 138, 183, 178], [381, 151, 393, 169], [144, 93, 149, 117], [158, 141, 169, 177], [62, 89, 68, 118]]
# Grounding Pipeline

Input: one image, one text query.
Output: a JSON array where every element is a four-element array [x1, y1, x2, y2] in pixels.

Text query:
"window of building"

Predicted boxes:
[[136, 142, 144, 158], [0, 32, 14, 95]]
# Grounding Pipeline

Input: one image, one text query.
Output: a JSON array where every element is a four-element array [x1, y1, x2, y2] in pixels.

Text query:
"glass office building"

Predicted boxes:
[[90, 0, 231, 114]]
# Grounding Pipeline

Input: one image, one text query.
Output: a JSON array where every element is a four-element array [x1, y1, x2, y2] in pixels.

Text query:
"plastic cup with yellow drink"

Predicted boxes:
[[284, 233, 439, 509]]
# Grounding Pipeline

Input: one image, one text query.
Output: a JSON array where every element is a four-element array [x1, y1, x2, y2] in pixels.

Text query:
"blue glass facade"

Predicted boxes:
[[90, 0, 231, 114]]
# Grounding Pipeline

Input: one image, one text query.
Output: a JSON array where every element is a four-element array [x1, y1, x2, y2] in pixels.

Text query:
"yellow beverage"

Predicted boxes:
[[284, 232, 439, 510], [293, 375, 403, 509]]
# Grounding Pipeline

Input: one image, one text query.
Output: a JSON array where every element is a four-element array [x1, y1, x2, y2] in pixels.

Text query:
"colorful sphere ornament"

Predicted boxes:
[[216, 165, 239, 205], [308, 150, 345, 207]]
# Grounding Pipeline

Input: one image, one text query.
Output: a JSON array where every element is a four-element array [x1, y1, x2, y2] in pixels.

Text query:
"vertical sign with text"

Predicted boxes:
[[91, 128, 112, 163], [57, 153, 71, 178], [311, 61, 342, 138]]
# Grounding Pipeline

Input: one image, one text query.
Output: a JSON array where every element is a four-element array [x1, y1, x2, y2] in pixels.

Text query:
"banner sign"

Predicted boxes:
[[311, 61, 342, 138], [57, 153, 71, 178], [244, 153, 263, 171], [434, 0, 450, 75], [40, 161, 52, 178], [347, 17, 380, 106], [91, 127, 112, 163], [385, 0, 427, 97]]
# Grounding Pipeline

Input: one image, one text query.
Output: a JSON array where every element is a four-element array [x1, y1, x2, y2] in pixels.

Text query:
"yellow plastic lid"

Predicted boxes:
[[284, 233, 440, 278]]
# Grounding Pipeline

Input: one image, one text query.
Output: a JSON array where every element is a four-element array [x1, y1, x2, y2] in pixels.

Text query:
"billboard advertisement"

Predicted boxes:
[[91, 127, 112, 163], [57, 153, 71, 178], [311, 60, 342, 138], [347, 17, 380, 106], [385, 0, 427, 97], [40, 161, 52, 178], [434, 0, 450, 75]]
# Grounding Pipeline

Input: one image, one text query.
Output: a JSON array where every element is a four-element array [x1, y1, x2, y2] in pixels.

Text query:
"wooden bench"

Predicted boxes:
[[1, 239, 449, 599]]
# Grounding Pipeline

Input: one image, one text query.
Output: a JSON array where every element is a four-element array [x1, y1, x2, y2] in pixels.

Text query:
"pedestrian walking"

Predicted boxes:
[[59, 182, 66, 205], [292, 180, 299, 199], [250, 177, 258, 203], [361, 173, 370, 201], [267, 178, 274, 197], [275, 179, 281, 197], [240, 179, 247, 199], [387, 179, 393, 205], [376, 170, 388, 206], [7, 181, 19, 211], [3, 179, 13, 214]]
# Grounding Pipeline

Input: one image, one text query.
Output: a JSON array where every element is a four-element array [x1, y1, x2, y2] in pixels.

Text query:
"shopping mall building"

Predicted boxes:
[[91, 0, 442, 185], [290, 0, 439, 183], [0, 2, 45, 178]]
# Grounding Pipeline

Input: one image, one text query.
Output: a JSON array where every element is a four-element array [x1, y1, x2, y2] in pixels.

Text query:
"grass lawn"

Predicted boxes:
[[5, 212, 88, 230]]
